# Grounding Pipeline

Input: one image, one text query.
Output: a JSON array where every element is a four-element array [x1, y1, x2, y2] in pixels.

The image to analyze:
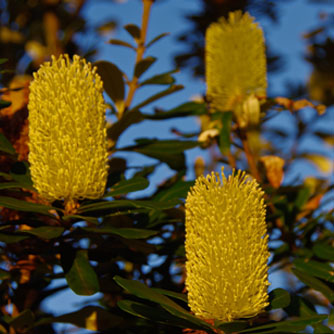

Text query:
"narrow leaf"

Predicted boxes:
[[113, 276, 213, 330], [140, 69, 177, 86], [313, 243, 334, 261], [10, 161, 34, 190], [292, 268, 334, 302], [124, 24, 141, 41], [0, 182, 22, 190], [130, 84, 184, 112], [146, 32, 169, 48], [0, 196, 55, 215], [120, 139, 197, 171], [20, 226, 64, 240], [0, 233, 29, 244], [65, 250, 100, 296], [79, 198, 180, 214], [294, 258, 334, 283], [154, 180, 194, 202], [107, 110, 144, 144], [145, 101, 206, 120], [108, 38, 135, 50], [151, 288, 187, 303], [105, 176, 149, 197], [0, 268, 10, 280], [0, 133, 16, 155], [117, 300, 199, 329], [0, 100, 11, 109], [9, 309, 34, 330], [82, 226, 157, 239], [216, 321, 248, 333], [134, 56, 156, 78], [239, 315, 328, 333], [94, 60, 125, 106], [267, 288, 291, 310]]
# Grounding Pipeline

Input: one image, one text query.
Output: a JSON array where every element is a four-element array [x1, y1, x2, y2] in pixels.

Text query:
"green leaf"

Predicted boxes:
[[154, 180, 194, 202], [219, 111, 232, 155], [134, 56, 157, 78], [120, 139, 198, 171], [313, 243, 334, 261], [144, 101, 206, 120], [96, 21, 116, 35], [108, 38, 135, 50], [239, 315, 328, 333], [118, 300, 200, 329], [107, 110, 144, 144], [0, 172, 12, 180], [131, 84, 184, 112], [62, 215, 99, 224], [151, 288, 187, 303], [292, 268, 334, 302], [216, 320, 248, 333], [94, 60, 125, 107], [41, 306, 122, 330], [79, 198, 180, 214], [82, 226, 157, 239], [0, 196, 54, 215], [146, 32, 169, 48], [295, 187, 311, 209], [0, 100, 11, 109], [10, 161, 34, 190], [0, 268, 10, 280], [0, 233, 29, 243], [20, 226, 64, 240], [140, 69, 177, 86], [113, 276, 213, 331], [105, 176, 149, 197], [312, 324, 333, 333], [0, 58, 7, 65], [284, 293, 316, 317], [294, 258, 334, 283], [9, 309, 34, 331], [0, 182, 22, 190], [267, 288, 291, 310], [329, 309, 334, 326], [0, 133, 16, 155], [124, 24, 141, 41], [65, 250, 100, 296]]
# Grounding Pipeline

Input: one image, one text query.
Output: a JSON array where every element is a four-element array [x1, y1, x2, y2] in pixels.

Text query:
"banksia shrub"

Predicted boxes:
[[206, 11, 267, 127], [185, 169, 270, 322], [28, 54, 108, 202]]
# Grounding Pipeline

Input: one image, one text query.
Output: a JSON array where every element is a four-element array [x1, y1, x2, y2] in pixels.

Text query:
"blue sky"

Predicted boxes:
[[43, 0, 334, 331]]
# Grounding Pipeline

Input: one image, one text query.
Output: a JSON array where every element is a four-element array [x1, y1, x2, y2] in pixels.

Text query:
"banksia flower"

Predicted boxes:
[[28, 54, 108, 202], [185, 169, 269, 322], [206, 11, 266, 127]]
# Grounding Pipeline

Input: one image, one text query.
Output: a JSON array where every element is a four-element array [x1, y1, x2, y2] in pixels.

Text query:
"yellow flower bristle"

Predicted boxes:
[[185, 168, 270, 322], [28, 54, 108, 202], [206, 11, 267, 127]]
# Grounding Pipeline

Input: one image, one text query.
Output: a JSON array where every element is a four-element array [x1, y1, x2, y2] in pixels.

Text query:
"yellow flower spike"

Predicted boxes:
[[28, 54, 109, 202], [185, 168, 270, 322], [206, 11, 267, 127]]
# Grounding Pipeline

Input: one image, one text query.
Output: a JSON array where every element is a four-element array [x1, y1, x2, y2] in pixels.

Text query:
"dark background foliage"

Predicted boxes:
[[0, 0, 333, 333]]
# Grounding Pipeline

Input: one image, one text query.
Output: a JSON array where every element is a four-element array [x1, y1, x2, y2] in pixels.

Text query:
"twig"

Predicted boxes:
[[121, 0, 154, 118]]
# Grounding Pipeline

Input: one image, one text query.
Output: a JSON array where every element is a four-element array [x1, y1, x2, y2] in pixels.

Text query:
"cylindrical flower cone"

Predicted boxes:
[[185, 169, 270, 322], [28, 54, 108, 203], [206, 11, 267, 127]]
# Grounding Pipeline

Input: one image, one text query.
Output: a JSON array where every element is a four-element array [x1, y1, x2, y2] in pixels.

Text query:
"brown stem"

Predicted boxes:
[[240, 130, 261, 182], [121, 0, 153, 118]]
